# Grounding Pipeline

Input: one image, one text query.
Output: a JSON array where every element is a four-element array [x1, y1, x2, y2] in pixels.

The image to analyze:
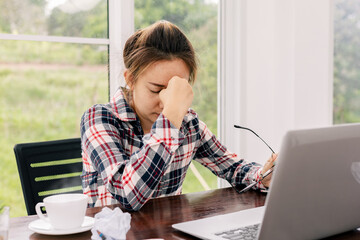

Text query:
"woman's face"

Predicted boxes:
[[126, 58, 190, 133]]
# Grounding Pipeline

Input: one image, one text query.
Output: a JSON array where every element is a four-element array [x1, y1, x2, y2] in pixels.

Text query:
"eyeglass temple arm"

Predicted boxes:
[[234, 125, 275, 154]]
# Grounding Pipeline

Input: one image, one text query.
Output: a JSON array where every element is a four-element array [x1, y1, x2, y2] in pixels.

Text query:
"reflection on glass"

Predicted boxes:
[[134, 0, 219, 193], [334, 0, 360, 123], [0, 0, 107, 38], [0, 40, 108, 217]]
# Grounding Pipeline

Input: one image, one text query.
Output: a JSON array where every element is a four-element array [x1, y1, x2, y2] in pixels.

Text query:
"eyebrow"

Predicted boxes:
[[148, 82, 166, 88]]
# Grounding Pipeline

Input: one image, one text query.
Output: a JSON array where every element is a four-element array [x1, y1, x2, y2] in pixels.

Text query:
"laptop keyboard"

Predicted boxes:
[[214, 223, 260, 240]]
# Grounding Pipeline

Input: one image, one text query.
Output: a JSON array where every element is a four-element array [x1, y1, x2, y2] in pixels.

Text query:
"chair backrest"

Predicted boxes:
[[14, 138, 83, 215]]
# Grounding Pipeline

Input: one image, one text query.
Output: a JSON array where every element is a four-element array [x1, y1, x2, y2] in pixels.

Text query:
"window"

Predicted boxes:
[[0, 0, 108, 217], [1, 0, 219, 217], [334, 0, 360, 124]]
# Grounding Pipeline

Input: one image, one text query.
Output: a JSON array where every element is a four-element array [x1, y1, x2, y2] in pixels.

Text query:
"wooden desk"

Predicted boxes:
[[9, 188, 360, 239]]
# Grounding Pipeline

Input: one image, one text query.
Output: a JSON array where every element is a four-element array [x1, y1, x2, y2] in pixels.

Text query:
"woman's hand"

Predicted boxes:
[[159, 77, 193, 129], [260, 153, 278, 188]]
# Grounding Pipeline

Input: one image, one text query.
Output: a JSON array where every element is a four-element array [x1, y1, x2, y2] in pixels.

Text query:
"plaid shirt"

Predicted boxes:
[[81, 88, 265, 211]]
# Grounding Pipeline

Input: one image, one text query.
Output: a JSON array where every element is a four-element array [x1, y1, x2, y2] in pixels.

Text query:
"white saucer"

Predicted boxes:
[[28, 216, 95, 235]]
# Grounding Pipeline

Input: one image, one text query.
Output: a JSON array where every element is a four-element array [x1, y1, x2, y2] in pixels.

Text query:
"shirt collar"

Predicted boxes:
[[110, 88, 137, 122]]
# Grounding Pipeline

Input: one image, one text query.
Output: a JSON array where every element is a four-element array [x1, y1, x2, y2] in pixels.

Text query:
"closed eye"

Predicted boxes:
[[150, 89, 161, 94]]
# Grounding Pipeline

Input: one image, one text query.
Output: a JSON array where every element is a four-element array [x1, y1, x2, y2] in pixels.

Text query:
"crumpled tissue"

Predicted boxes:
[[91, 207, 131, 240]]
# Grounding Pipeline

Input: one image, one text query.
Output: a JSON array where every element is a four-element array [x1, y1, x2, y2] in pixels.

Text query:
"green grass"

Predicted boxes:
[[182, 161, 218, 193], [0, 65, 108, 217]]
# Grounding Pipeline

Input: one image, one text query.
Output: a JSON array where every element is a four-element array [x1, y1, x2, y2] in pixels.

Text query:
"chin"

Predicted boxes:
[[149, 114, 158, 120], [151, 114, 159, 122]]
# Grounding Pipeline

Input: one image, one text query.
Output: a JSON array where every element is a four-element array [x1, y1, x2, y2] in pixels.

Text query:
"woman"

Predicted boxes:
[[80, 20, 276, 211]]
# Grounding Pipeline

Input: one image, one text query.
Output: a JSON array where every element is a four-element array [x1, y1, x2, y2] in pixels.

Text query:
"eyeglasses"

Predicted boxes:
[[231, 125, 276, 194], [234, 125, 275, 154]]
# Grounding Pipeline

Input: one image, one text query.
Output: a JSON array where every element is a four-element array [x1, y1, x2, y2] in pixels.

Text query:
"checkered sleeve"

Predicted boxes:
[[81, 105, 184, 211], [194, 120, 266, 190]]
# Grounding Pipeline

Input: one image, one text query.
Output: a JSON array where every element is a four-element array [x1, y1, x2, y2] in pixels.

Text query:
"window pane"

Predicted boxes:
[[334, 0, 360, 123], [0, 0, 107, 38], [134, 0, 219, 193], [0, 40, 108, 217]]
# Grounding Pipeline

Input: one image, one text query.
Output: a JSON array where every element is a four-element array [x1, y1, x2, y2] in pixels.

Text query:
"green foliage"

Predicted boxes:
[[182, 161, 218, 193], [334, 0, 360, 123], [189, 17, 218, 132], [0, 40, 107, 65], [135, 0, 217, 32], [0, 0, 107, 38], [0, 0, 46, 34], [48, 0, 107, 38]]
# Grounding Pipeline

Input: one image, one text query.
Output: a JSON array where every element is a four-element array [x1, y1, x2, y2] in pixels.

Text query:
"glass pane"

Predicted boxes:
[[334, 0, 360, 123], [0, 0, 107, 38], [135, 0, 219, 193], [0, 40, 108, 217]]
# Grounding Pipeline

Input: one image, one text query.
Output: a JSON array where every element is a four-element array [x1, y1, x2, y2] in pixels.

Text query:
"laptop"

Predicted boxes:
[[172, 124, 360, 240]]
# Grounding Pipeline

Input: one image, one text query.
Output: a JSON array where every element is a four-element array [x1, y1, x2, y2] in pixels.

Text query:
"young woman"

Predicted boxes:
[[80, 20, 276, 211]]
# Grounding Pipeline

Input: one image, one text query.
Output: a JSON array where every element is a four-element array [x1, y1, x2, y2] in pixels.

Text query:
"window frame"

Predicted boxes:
[[108, 0, 134, 97]]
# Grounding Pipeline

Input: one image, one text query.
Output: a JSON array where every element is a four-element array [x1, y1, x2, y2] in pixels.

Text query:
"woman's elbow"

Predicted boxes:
[[113, 191, 146, 211], [119, 198, 144, 211]]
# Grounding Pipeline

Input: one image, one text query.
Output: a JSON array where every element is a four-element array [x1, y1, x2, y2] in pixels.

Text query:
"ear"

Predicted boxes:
[[124, 69, 134, 89]]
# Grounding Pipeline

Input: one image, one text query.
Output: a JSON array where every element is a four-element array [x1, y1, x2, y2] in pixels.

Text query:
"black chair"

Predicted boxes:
[[14, 138, 83, 215]]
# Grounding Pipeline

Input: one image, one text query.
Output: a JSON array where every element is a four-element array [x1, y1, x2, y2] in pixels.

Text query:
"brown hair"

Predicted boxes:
[[123, 20, 197, 87]]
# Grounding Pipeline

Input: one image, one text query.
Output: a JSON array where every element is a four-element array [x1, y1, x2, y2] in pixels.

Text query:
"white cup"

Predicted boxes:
[[35, 193, 89, 230], [0, 206, 10, 240]]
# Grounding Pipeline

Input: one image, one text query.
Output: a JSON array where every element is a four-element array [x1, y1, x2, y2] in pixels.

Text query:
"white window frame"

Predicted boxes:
[[218, 0, 333, 188], [108, 0, 134, 97]]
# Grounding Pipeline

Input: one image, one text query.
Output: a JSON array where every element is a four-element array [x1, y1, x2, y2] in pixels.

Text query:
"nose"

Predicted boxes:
[[159, 101, 164, 110]]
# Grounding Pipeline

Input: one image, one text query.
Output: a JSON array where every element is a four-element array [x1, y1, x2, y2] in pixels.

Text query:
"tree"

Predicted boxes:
[[334, 0, 360, 123], [0, 0, 46, 34]]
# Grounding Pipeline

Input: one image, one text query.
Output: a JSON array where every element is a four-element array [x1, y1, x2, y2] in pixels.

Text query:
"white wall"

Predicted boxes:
[[219, 0, 333, 173]]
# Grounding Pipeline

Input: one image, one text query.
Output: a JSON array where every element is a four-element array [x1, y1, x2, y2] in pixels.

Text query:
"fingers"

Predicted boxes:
[[262, 154, 276, 174], [269, 153, 277, 166], [260, 153, 278, 188]]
